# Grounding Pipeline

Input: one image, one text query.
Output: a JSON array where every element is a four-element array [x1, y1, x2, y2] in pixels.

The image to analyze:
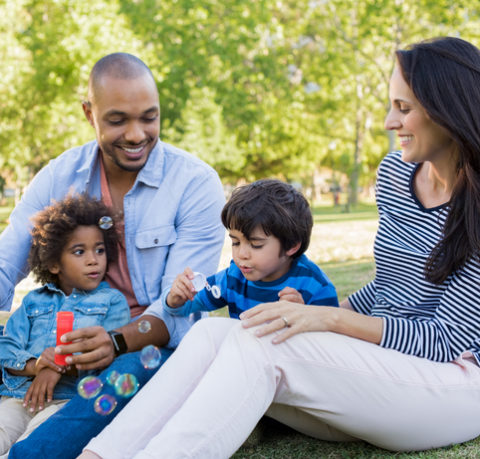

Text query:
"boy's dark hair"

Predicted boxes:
[[221, 179, 313, 258], [28, 193, 119, 285]]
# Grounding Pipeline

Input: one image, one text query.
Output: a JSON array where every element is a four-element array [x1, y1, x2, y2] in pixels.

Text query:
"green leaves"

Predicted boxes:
[[2, 0, 480, 188]]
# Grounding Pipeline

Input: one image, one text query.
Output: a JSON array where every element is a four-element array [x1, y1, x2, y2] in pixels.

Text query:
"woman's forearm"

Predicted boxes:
[[331, 308, 383, 344]]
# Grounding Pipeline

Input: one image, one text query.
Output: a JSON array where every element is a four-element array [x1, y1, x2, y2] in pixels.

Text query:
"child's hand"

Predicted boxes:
[[23, 368, 62, 413], [167, 267, 197, 308], [35, 347, 67, 375], [278, 287, 305, 304]]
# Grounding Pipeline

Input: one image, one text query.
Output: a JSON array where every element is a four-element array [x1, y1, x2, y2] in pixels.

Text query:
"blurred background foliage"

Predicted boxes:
[[1, 0, 480, 203]]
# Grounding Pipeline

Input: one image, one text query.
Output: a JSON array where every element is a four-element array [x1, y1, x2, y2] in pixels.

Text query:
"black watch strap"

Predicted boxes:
[[107, 330, 128, 355]]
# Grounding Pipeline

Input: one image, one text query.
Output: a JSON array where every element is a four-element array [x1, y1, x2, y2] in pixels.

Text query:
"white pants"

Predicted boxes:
[[85, 317, 480, 459], [0, 396, 68, 457]]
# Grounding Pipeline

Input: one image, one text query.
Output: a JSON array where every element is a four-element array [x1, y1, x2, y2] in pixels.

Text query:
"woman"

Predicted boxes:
[[79, 37, 480, 458]]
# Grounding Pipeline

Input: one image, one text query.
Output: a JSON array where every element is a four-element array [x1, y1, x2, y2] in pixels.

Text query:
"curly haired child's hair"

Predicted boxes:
[[221, 179, 313, 258], [28, 193, 119, 285]]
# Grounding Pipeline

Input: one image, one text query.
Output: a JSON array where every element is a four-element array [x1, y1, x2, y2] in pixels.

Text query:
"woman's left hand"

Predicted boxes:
[[239, 301, 339, 344]]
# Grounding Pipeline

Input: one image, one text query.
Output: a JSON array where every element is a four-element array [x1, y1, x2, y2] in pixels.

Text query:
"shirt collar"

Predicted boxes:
[[76, 140, 100, 188], [41, 281, 110, 296], [75, 139, 164, 190], [135, 139, 164, 188]]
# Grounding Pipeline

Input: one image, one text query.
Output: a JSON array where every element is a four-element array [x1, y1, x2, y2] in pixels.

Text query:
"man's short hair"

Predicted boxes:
[[88, 53, 155, 101], [221, 179, 313, 258]]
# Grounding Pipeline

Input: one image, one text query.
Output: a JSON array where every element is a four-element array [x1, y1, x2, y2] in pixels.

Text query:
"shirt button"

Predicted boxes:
[[52, 330, 56, 334], [73, 295, 77, 298], [17, 363, 20, 367], [35, 310, 38, 314], [87, 309, 91, 312], [154, 239, 158, 244]]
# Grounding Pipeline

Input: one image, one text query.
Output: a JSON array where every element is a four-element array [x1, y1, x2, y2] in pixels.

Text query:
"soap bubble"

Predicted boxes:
[[114, 374, 139, 398], [138, 320, 151, 334], [78, 376, 103, 399], [191, 272, 206, 292], [206, 283, 221, 299], [106, 370, 120, 386], [140, 345, 161, 369], [94, 394, 117, 416], [99, 216, 113, 230]]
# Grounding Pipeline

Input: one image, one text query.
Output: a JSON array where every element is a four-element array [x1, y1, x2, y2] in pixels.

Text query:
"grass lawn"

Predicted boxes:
[[1, 201, 479, 457]]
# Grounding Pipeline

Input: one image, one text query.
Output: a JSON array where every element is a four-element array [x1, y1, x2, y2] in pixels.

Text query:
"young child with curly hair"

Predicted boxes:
[[0, 193, 130, 457]]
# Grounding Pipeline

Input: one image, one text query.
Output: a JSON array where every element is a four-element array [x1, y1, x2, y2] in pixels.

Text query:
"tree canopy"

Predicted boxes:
[[1, 0, 480, 196]]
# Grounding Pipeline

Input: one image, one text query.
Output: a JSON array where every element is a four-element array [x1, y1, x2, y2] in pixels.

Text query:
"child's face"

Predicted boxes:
[[229, 227, 299, 282], [49, 225, 107, 295]]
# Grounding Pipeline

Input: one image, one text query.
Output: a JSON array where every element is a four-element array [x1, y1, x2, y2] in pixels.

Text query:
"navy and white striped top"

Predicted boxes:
[[349, 151, 480, 363], [164, 254, 339, 319]]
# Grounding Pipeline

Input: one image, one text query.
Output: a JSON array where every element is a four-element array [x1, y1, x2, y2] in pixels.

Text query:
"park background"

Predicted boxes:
[[1, 0, 480, 457]]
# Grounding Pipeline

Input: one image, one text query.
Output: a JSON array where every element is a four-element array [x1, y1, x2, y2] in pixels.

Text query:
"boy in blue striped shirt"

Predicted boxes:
[[163, 179, 338, 319]]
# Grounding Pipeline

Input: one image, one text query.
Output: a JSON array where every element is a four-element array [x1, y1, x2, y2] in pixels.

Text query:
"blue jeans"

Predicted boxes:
[[9, 348, 173, 459]]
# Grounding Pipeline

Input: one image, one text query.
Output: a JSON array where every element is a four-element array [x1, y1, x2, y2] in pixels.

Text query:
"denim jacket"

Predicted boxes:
[[0, 139, 225, 349], [0, 281, 130, 399]]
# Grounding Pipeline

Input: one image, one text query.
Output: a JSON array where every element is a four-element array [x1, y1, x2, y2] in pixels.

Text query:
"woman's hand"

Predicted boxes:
[[240, 301, 340, 344], [23, 368, 62, 413], [240, 301, 384, 345]]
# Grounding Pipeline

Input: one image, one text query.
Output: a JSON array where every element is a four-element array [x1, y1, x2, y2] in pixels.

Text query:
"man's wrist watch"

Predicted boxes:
[[107, 331, 128, 356]]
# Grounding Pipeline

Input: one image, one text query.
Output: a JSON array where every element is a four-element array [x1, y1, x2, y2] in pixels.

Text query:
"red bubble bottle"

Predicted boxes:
[[55, 312, 74, 365]]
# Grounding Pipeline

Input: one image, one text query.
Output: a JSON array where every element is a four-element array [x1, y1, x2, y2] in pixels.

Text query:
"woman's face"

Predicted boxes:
[[385, 67, 455, 164]]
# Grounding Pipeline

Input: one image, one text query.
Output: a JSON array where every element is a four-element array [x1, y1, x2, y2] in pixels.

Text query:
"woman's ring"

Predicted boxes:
[[281, 317, 289, 328]]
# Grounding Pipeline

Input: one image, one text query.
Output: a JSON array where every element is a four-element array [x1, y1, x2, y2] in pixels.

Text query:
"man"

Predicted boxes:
[[2, 53, 225, 458]]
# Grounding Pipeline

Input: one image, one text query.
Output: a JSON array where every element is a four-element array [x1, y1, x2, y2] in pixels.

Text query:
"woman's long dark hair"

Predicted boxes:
[[396, 37, 480, 284]]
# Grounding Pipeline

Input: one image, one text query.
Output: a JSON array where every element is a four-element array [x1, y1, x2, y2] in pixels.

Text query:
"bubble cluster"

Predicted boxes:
[[99, 216, 113, 230], [106, 370, 120, 386], [114, 374, 140, 398], [140, 345, 162, 370], [138, 320, 151, 334], [94, 394, 117, 416], [206, 283, 221, 299], [78, 376, 103, 399]]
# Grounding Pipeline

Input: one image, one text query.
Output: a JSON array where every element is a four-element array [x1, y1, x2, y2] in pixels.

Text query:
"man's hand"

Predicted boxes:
[[166, 267, 197, 308], [278, 287, 305, 304], [55, 326, 115, 371], [23, 368, 62, 413], [35, 347, 67, 375]]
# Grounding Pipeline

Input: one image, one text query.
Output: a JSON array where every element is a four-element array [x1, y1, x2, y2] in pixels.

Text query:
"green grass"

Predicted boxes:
[[232, 417, 480, 458]]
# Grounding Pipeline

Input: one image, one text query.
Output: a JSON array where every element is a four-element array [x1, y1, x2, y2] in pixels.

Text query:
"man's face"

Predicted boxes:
[[83, 74, 160, 172]]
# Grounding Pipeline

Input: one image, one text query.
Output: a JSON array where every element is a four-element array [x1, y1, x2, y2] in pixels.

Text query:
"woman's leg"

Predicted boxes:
[[82, 318, 239, 459], [120, 323, 480, 459]]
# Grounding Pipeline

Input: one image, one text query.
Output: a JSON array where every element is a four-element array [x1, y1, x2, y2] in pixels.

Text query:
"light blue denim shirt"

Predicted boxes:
[[0, 139, 226, 348], [0, 281, 130, 399]]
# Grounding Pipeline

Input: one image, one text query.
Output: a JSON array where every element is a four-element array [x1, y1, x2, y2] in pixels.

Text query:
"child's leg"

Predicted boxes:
[[12, 399, 68, 447], [0, 397, 33, 455]]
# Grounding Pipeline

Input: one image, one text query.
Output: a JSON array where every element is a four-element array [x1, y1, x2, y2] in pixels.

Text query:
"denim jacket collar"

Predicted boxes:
[[37, 281, 111, 297]]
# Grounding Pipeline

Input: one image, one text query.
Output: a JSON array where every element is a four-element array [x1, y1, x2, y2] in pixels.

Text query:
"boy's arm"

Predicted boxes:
[[163, 291, 211, 317]]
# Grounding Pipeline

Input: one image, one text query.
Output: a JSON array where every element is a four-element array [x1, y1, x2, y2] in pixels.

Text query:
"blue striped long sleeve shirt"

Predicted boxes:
[[163, 254, 339, 319]]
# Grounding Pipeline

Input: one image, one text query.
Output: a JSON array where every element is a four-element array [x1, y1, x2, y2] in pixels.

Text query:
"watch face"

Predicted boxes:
[[111, 332, 128, 353]]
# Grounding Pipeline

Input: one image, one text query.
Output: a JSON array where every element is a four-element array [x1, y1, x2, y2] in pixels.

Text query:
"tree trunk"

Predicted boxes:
[[348, 102, 365, 210]]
